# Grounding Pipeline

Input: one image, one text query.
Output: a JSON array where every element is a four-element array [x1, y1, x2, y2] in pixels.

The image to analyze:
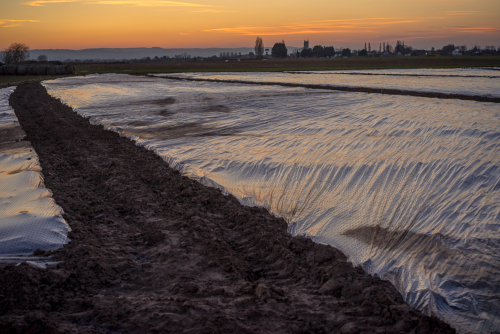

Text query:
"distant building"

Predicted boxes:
[[412, 50, 426, 56], [452, 50, 463, 56], [304, 40, 309, 50]]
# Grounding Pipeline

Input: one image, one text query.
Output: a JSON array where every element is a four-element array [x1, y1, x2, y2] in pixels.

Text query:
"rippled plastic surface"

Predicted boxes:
[[295, 67, 500, 77], [0, 87, 70, 266], [44, 74, 500, 334], [161, 68, 500, 98]]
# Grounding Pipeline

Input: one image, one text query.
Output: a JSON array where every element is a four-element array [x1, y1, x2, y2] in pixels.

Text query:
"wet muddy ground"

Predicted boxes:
[[0, 82, 455, 333]]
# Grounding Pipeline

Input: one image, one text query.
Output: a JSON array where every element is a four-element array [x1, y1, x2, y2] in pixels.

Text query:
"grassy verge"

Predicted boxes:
[[1, 56, 499, 87], [0, 75, 74, 89], [76, 56, 500, 75]]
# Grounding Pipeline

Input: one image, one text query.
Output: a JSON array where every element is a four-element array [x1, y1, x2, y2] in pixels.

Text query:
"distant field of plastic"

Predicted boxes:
[[294, 68, 500, 77], [0, 64, 76, 76], [163, 68, 500, 98]]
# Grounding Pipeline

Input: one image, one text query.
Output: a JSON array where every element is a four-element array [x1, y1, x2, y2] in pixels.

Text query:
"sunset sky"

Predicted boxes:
[[1, 0, 499, 50]]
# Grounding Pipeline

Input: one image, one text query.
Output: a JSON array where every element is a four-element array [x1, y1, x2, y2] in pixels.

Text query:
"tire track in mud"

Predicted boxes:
[[0, 82, 455, 333]]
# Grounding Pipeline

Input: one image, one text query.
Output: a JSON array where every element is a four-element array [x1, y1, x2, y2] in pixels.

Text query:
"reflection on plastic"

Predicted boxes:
[[290, 67, 500, 78], [44, 74, 500, 334], [0, 87, 70, 266], [160, 68, 500, 98]]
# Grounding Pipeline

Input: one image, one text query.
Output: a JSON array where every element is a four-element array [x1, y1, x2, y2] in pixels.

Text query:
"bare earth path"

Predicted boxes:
[[0, 82, 455, 334]]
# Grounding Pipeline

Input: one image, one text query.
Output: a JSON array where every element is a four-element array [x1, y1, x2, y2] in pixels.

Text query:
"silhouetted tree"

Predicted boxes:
[[0, 43, 30, 64], [379, 43, 382, 52], [393, 41, 412, 54], [395, 40, 403, 53], [324, 46, 335, 57], [441, 44, 455, 55], [255, 36, 264, 59], [359, 49, 368, 56], [312, 45, 324, 57], [403, 45, 413, 54], [271, 40, 288, 59], [341, 48, 351, 57], [37, 54, 48, 62], [368, 42, 371, 52], [174, 52, 190, 59], [300, 48, 313, 58]]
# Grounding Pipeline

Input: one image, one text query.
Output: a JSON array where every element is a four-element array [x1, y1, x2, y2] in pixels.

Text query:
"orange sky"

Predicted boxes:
[[1, 0, 499, 50]]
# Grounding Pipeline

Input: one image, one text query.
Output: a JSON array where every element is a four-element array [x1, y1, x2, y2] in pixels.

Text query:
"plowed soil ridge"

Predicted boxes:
[[0, 82, 455, 334]]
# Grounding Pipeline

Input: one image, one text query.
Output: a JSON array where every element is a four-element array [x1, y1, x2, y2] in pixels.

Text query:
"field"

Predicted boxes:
[[1, 56, 499, 88], [0, 75, 71, 89], [76, 56, 500, 74], [1, 56, 497, 334]]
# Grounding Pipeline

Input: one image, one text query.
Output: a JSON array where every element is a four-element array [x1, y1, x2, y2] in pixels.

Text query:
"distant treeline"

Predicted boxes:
[[0, 63, 75, 76], [1, 40, 499, 66], [355, 41, 499, 57], [295, 42, 499, 58], [260, 39, 500, 59]]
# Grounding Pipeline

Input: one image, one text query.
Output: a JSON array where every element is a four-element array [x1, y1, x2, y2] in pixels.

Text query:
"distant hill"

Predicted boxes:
[[28, 47, 301, 61]]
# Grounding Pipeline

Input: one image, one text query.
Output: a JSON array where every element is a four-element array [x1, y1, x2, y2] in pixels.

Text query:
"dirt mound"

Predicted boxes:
[[1, 82, 456, 333]]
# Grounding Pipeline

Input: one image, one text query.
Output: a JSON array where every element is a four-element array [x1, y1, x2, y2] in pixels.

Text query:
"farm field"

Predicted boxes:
[[75, 56, 500, 74], [1, 63, 499, 334], [0, 82, 456, 334], [2, 56, 499, 89], [41, 70, 500, 333], [0, 75, 71, 89]]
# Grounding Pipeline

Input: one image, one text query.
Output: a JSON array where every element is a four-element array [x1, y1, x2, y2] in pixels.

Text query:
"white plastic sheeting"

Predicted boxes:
[[44, 73, 500, 334], [292, 68, 500, 77], [161, 68, 500, 98], [0, 87, 70, 266]]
